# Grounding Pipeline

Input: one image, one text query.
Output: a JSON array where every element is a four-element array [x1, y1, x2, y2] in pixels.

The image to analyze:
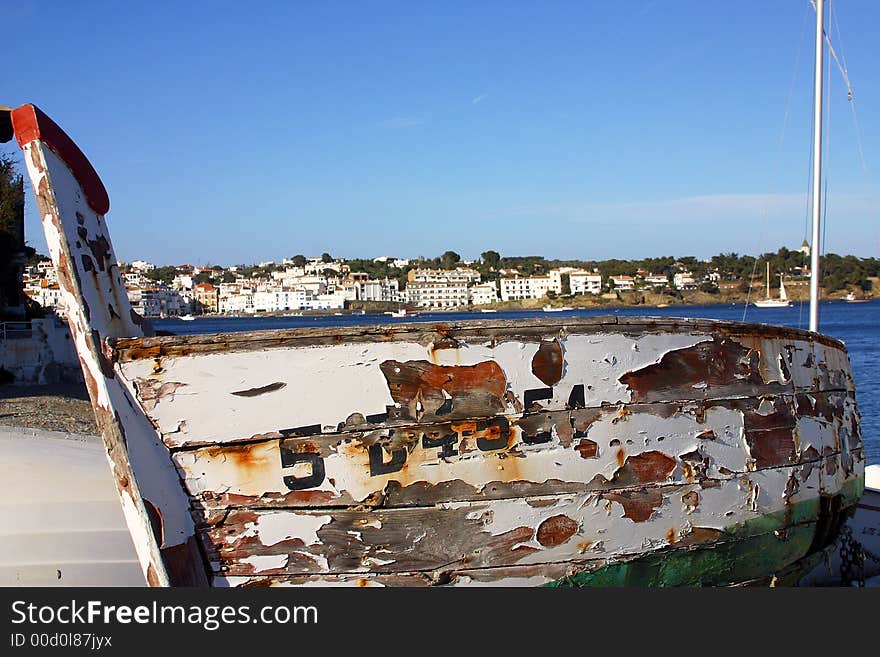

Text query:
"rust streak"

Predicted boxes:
[[536, 515, 578, 547], [161, 537, 209, 587], [743, 398, 797, 468], [619, 337, 763, 402], [380, 359, 507, 421], [575, 438, 598, 459], [611, 450, 677, 486], [531, 339, 564, 387], [604, 488, 665, 523]]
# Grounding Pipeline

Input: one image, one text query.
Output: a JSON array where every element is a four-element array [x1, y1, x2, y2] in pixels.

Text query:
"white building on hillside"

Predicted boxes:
[[673, 271, 697, 290], [127, 286, 188, 318], [643, 274, 669, 287], [499, 277, 530, 301], [129, 260, 155, 273], [23, 280, 64, 314], [568, 271, 603, 295], [172, 274, 193, 291], [610, 275, 635, 291], [405, 281, 470, 309], [252, 288, 311, 313], [499, 275, 553, 301], [549, 267, 578, 294], [470, 283, 499, 306], [362, 279, 403, 303], [219, 289, 254, 314], [408, 268, 481, 285]]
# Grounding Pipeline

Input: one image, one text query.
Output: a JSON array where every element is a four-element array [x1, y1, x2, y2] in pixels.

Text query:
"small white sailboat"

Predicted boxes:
[[753, 263, 791, 308], [179, 314, 195, 321]]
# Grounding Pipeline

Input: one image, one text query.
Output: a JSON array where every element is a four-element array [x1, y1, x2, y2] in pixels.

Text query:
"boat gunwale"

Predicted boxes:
[[109, 314, 847, 361]]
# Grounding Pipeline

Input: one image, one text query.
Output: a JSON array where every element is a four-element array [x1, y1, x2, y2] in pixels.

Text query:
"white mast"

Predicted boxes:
[[766, 262, 771, 299], [809, 0, 824, 332]]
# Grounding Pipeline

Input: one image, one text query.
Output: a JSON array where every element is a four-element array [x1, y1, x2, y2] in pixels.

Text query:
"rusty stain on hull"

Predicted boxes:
[[620, 337, 764, 402], [380, 359, 507, 421], [531, 339, 565, 387]]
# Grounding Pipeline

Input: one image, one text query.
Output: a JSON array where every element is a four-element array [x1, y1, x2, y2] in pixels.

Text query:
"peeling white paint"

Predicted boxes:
[[241, 554, 288, 573]]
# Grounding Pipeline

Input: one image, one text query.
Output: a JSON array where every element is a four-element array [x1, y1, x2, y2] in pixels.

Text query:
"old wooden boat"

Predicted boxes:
[[0, 1, 867, 588], [0, 102, 865, 587]]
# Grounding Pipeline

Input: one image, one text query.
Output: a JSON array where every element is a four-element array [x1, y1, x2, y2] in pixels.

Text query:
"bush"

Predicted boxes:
[[698, 282, 720, 294]]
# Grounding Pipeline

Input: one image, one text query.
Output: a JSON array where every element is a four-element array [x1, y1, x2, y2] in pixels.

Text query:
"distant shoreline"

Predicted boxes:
[[155, 289, 872, 321]]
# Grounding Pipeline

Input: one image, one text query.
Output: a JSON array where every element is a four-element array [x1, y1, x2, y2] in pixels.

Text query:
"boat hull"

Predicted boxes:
[[753, 301, 792, 308], [109, 318, 865, 587]]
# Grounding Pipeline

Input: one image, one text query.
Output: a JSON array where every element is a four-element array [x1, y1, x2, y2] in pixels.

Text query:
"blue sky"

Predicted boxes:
[[4, 0, 880, 266]]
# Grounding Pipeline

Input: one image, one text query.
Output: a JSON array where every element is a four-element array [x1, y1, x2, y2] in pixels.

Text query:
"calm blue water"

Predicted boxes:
[[154, 300, 879, 465]]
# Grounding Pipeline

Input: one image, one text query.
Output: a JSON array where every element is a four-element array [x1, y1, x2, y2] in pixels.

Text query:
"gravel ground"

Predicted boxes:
[[0, 382, 98, 435]]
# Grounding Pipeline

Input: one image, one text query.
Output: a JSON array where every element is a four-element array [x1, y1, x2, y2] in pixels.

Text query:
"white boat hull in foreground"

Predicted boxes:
[[0, 427, 144, 587]]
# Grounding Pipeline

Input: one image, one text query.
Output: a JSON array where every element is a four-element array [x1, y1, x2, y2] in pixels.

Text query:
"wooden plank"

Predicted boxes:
[[199, 458, 845, 578], [173, 392, 857, 510], [110, 316, 846, 362]]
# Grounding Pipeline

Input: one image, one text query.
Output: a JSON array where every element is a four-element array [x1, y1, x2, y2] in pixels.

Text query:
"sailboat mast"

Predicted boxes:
[[809, 0, 824, 332], [766, 262, 770, 298]]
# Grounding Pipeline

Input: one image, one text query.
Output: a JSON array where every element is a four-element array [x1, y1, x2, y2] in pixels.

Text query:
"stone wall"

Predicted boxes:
[[0, 316, 82, 384]]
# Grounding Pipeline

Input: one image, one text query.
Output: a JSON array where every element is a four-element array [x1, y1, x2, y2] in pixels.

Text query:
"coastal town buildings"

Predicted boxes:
[[568, 271, 603, 295], [127, 286, 188, 318], [219, 286, 254, 314], [194, 282, 219, 313], [499, 275, 554, 301], [23, 278, 63, 314], [673, 271, 698, 290], [470, 282, 500, 305], [405, 281, 470, 309], [610, 275, 636, 291], [407, 267, 481, 285], [19, 244, 832, 319], [372, 256, 410, 268], [643, 274, 670, 287], [549, 267, 578, 294], [128, 260, 155, 273], [361, 278, 404, 303]]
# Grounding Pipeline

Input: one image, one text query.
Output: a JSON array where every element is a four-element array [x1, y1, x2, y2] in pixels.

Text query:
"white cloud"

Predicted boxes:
[[472, 93, 489, 105]]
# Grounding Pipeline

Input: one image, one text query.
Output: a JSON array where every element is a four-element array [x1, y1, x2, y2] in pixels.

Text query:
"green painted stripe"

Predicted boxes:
[[547, 476, 864, 587]]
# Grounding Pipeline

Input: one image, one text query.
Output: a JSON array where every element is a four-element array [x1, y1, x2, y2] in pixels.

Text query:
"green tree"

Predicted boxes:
[[143, 266, 179, 285], [291, 254, 307, 267], [561, 273, 571, 295], [321, 252, 333, 263], [440, 250, 461, 270], [481, 250, 501, 269], [0, 152, 25, 312], [698, 281, 720, 294]]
